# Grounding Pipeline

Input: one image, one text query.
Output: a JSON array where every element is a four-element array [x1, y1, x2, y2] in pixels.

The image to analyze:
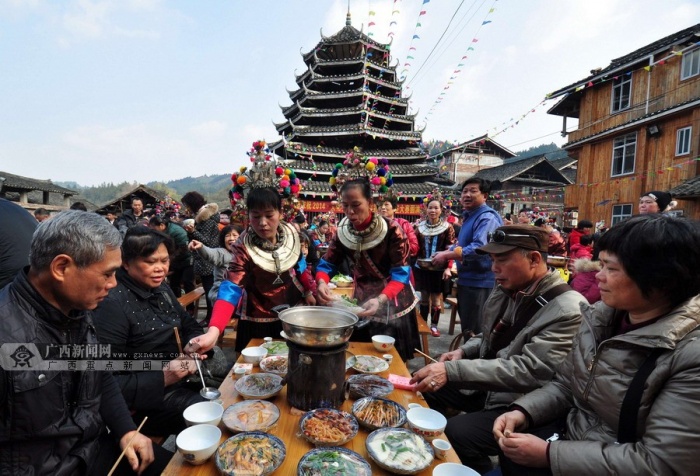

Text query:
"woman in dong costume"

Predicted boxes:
[[315, 154, 420, 361], [415, 191, 456, 337], [187, 141, 314, 353]]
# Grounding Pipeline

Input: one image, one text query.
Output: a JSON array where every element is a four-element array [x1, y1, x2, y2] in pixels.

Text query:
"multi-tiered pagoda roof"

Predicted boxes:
[[269, 13, 439, 200]]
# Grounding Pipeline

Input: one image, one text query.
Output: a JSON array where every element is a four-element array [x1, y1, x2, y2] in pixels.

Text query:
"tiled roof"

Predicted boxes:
[[284, 124, 422, 141], [271, 142, 426, 161], [472, 155, 573, 185], [0, 171, 78, 195], [548, 23, 700, 99], [431, 135, 516, 159], [285, 159, 437, 176], [668, 174, 700, 198]]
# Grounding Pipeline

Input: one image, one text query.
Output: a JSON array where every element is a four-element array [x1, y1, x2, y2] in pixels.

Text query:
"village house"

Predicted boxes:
[[547, 22, 700, 223]]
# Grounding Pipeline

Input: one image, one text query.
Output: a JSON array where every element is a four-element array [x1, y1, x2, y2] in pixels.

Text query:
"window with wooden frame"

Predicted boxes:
[[611, 74, 632, 113], [611, 204, 633, 225], [681, 48, 700, 80], [611, 132, 637, 177], [676, 126, 692, 156]]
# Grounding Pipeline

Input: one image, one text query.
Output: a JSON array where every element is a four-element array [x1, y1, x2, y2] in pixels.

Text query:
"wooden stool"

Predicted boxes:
[[444, 297, 460, 335], [415, 310, 432, 366]]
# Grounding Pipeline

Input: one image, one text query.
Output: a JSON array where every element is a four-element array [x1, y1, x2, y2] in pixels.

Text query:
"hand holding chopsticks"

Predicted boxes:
[[108, 416, 153, 476]]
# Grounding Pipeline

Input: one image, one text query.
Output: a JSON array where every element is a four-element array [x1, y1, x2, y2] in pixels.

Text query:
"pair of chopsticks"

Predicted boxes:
[[107, 417, 148, 476], [414, 348, 439, 363]]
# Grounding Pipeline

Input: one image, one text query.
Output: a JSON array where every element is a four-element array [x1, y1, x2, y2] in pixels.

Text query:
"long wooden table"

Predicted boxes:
[[163, 339, 461, 475]]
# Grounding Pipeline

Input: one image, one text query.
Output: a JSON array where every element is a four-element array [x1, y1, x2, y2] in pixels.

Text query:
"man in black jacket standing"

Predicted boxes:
[[0, 210, 161, 475], [116, 196, 145, 237]]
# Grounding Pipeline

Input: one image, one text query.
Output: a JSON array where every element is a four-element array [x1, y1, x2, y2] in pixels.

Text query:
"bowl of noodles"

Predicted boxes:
[[299, 408, 359, 447], [352, 397, 407, 431], [215, 431, 286, 476]]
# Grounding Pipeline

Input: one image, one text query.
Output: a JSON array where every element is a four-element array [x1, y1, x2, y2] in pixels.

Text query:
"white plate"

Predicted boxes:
[[352, 355, 389, 374]]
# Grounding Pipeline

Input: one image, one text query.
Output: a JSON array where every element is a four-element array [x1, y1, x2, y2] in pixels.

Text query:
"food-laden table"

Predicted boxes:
[[163, 339, 461, 475]]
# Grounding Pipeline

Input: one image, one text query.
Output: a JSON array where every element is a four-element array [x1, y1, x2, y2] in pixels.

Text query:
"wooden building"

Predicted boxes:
[[432, 135, 516, 185], [94, 184, 168, 215], [0, 171, 79, 213], [269, 11, 443, 216], [547, 23, 700, 223]]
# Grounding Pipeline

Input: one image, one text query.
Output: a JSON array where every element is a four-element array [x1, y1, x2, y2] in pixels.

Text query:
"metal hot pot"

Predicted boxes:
[[278, 306, 358, 348], [278, 306, 358, 410]]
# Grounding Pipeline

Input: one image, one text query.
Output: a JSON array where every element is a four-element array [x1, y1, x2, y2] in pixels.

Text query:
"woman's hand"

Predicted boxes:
[[358, 297, 382, 317], [304, 293, 317, 306], [163, 356, 196, 387], [498, 432, 550, 468], [442, 268, 452, 280], [493, 409, 528, 439], [316, 280, 333, 304], [119, 430, 154, 475], [188, 239, 202, 251], [185, 327, 220, 355], [409, 362, 447, 392]]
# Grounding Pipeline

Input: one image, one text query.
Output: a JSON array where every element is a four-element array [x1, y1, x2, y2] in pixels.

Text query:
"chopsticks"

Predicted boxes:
[[174, 327, 183, 355], [414, 348, 438, 364], [107, 416, 148, 476]]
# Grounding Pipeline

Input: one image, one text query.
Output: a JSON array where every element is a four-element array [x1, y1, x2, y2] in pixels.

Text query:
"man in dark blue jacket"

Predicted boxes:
[[432, 178, 502, 336]]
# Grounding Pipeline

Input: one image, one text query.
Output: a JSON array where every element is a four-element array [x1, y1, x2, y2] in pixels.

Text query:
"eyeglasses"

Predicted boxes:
[[487, 230, 542, 249]]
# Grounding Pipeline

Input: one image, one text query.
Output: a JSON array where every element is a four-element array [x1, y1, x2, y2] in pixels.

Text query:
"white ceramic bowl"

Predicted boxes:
[[183, 401, 224, 427], [432, 462, 480, 476], [241, 346, 268, 366], [406, 407, 447, 441], [176, 424, 221, 465], [372, 335, 396, 352]]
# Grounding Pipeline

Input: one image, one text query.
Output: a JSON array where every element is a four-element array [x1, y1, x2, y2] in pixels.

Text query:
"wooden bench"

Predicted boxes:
[[415, 310, 433, 366], [177, 286, 205, 316], [444, 297, 460, 335]]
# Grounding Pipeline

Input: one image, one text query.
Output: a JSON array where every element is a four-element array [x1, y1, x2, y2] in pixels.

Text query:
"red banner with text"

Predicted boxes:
[[300, 200, 422, 216]]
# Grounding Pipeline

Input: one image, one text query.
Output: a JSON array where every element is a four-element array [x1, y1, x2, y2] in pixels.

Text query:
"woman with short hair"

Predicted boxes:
[[93, 226, 206, 436], [494, 214, 700, 475]]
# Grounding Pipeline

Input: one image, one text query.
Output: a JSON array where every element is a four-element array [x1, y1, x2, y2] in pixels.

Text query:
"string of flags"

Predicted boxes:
[[423, 0, 499, 122], [546, 41, 700, 98], [399, 0, 432, 82]]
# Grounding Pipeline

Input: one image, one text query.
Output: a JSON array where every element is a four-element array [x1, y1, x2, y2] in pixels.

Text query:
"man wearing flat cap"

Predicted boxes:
[[410, 225, 585, 474]]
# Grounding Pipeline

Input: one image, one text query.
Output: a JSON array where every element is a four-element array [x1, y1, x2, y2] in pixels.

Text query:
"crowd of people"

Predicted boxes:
[[1, 179, 697, 475]]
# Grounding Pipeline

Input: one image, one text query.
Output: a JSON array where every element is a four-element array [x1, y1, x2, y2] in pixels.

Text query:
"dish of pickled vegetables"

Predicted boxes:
[[300, 408, 358, 446], [261, 340, 288, 356], [234, 373, 283, 400], [215, 432, 286, 476], [297, 447, 371, 476], [352, 397, 406, 430], [365, 428, 433, 474], [222, 400, 280, 433]]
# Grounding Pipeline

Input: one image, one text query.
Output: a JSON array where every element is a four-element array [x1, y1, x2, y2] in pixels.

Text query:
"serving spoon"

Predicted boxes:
[[193, 355, 221, 400]]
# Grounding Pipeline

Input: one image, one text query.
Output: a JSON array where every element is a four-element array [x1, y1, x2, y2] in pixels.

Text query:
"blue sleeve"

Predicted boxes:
[[389, 265, 411, 284], [316, 258, 337, 277], [217, 280, 243, 306]]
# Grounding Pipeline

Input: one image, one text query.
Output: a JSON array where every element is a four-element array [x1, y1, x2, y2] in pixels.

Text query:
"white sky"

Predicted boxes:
[[1, 0, 698, 186]]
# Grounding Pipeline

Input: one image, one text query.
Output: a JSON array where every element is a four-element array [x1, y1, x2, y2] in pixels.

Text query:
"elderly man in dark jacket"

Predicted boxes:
[[0, 211, 166, 475], [411, 225, 585, 473]]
